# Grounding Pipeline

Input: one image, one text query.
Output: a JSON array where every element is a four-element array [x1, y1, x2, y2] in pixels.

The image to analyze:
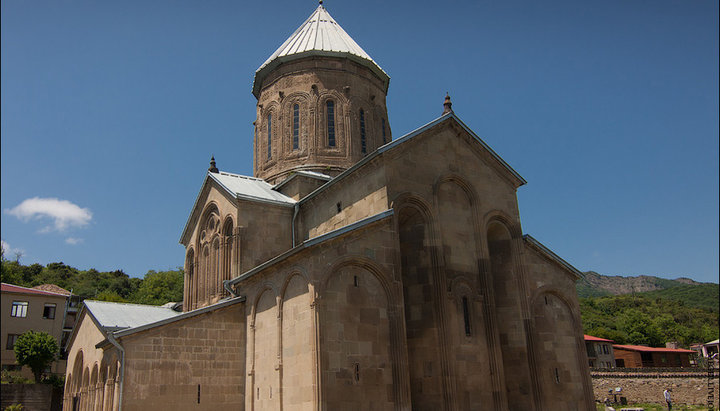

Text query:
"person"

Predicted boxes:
[[663, 388, 672, 410]]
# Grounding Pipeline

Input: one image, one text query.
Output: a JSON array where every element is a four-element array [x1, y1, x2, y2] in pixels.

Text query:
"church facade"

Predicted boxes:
[[64, 5, 594, 410]]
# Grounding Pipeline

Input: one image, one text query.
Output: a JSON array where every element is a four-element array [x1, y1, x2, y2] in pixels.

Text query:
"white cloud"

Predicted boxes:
[[1, 239, 24, 258], [1, 240, 11, 255], [5, 197, 92, 232], [65, 237, 83, 245]]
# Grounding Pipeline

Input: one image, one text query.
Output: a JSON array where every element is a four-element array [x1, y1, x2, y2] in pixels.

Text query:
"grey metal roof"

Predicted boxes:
[[253, 5, 389, 97], [84, 300, 182, 332], [210, 171, 296, 206], [272, 169, 333, 191]]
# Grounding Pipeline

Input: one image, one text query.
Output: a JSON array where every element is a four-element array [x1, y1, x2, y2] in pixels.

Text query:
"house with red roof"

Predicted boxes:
[[612, 343, 695, 368], [1, 282, 78, 379], [584, 334, 616, 368]]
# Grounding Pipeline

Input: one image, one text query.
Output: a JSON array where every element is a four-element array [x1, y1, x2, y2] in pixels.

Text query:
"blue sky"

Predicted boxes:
[[1, 0, 718, 283]]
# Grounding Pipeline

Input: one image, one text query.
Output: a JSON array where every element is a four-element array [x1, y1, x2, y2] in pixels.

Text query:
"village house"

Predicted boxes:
[[584, 334, 616, 369], [613, 344, 695, 368], [1, 283, 78, 379]]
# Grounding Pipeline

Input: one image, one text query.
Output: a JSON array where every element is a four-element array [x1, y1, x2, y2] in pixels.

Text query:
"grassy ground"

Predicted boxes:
[[596, 403, 712, 411]]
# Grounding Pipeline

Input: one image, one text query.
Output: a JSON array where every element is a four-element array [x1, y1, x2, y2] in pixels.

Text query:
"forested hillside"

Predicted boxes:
[[580, 294, 718, 347], [577, 272, 719, 347], [0, 257, 183, 306]]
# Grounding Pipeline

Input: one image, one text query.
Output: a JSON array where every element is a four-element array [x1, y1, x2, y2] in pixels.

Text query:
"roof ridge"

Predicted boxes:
[[216, 171, 267, 182], [85, 300, 178, 309], [2, 282, 70, 296]]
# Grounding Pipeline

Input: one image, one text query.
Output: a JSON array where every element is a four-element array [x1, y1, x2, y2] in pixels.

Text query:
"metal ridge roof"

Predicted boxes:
[[83, 300, 182, 332], [110, 296, 245, 340], [179, 171, 297, 245], [210, 171, 297, 206], [253, 5, 389, 97]]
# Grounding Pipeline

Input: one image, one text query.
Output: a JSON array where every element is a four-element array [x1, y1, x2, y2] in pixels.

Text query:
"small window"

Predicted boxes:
[[1, 364, 22, 372], [11, 301, 28, 318], [267, 114, 272, 159], [327, 100, 336, 147], [359, 109, 366, 154], [43, 304, 56, 320], [381, 118, 386, 144], [6, 334, 19, 350], [462, 296, 471, 336], [292, 104, 300, 150]]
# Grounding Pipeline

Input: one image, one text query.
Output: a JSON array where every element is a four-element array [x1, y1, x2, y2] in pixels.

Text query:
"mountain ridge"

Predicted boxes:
[[577, 271, 719, 311]]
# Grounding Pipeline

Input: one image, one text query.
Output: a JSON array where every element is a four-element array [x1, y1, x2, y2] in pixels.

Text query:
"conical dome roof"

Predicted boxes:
[[252, 5, 389, 97]]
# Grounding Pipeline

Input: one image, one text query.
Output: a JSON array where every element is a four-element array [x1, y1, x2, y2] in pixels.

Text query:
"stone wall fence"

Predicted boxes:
[[0, 383, 62, 411], [591, 368, 719, 406]]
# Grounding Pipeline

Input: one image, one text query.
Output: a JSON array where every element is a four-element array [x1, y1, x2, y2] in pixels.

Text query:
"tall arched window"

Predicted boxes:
[[186, 249, 195, 310], [327, 100, 336, 147], [381, 118, 387, 144], [359, 109, 366, 154], [292, 104, 300, 150], [267, 113, 272, 159], [222, 219, 234, 291]]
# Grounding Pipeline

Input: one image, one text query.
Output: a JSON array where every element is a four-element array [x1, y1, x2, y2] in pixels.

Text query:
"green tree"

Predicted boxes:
[[130, 269, 184, 305], [95, 290, 128, 303], [13, 331, 59, 382]]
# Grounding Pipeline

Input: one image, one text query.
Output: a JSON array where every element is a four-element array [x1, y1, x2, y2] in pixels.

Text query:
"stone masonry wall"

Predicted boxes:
[[121, 303, 246, 411], [592, 373, 719, 406]]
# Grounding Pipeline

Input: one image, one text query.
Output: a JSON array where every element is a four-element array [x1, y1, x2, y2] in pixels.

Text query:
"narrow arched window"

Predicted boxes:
[[267, 114, 272, 159], [327, 100, 336, 147], [381, 118, 387, 144], [462, 296, 471, 336], [292, 104, 299, 150], [360, 109, 366, 154]]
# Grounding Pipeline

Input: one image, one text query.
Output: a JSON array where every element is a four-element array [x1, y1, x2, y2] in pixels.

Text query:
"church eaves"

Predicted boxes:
[[252, 5, 389, 97]]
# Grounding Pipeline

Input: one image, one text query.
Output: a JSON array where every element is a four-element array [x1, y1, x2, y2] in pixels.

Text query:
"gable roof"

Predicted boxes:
[[32, 284, 72, 296], [179, 171, 297, 245], [83, 300, 182, 333], [300, 112, 526, 205], [1, 282, 70, 298], [253, 5, 389, 97], [584, 334, 614, 343], [612, 344, 695, 353]]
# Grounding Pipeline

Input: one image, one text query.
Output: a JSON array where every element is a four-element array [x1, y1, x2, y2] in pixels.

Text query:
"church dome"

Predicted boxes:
[[252, 4, 389, 98], [251, 4, 392, 184]]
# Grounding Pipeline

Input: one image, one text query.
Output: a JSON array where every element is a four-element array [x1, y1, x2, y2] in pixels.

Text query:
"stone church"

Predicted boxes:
[[64, 4, 594, 410]]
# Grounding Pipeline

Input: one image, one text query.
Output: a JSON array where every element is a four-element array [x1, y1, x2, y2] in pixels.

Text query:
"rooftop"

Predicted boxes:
[[210, 171, 296, 206], [612, 344, 695, 353], [584, 334, 614, 343], [2, 282, 71, 298], [84, 300, 182, 332], [253, 5, 389, 97]]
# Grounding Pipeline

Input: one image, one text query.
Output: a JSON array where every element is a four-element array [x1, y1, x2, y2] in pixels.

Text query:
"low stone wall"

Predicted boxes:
[[591, 370, 719, 406], [0, 383, 62, 411]]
